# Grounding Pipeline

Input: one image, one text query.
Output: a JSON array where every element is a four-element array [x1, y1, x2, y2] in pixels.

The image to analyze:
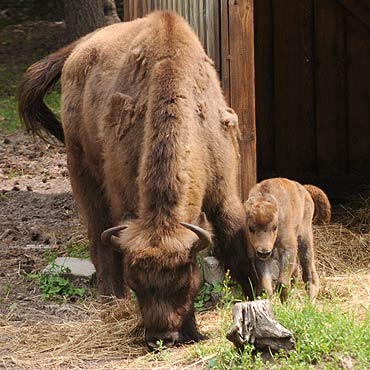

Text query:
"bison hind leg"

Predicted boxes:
[[297, 232, 319, 301], [66, 143, 127, 299]]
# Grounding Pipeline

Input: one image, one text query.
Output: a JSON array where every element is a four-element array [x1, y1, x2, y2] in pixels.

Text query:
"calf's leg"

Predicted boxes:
[[276, 235, 298, 302], [254, 258, 274, 298], [297, 230, 319, 301]]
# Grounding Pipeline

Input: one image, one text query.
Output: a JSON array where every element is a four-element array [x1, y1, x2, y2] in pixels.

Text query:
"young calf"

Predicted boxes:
[[244, 178, 331, 302]]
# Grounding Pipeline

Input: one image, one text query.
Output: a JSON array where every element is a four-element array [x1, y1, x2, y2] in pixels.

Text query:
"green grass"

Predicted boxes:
[[273, 298, 370, 369], [189, 278, 369, 370], [63, 241, 90, 259], [0, 61, 61, 134]]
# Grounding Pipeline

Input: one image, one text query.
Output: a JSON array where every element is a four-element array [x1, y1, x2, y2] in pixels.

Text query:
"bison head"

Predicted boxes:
[[101, 221, 211, 350], [244, 195, 279, 260]]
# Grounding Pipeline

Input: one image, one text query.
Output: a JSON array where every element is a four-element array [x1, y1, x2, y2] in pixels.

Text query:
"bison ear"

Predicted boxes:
[[180, 222, 213, 255], [244, 196, 257, 210], [101, 225, 128, 252], [220, 107, 239, 128]]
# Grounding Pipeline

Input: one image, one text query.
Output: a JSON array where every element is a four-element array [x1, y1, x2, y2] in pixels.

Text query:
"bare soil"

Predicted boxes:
[[0, 14, 90, 321], [0, 131, 88, 320]]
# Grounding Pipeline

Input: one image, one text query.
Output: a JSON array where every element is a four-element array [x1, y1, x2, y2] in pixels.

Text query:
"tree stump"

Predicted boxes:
[[226, 300, 295, 352]]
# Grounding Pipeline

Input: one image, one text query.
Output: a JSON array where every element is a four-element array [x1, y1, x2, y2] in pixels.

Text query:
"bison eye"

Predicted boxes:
[[249, 226, 255, 233], [273, 225, 277, 232]]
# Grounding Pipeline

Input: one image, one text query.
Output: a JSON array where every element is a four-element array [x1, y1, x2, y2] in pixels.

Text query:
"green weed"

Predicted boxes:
[[0, 77, 61, 133], [63, 241, 89, 259], [195, 281, 224, 312], [190, 279, 369, 369], [26, 262, 86, 301]]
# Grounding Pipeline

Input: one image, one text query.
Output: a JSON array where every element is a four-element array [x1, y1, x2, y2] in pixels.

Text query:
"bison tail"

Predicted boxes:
[[18, 42, 76, 143], [304, 184, 331, 225]]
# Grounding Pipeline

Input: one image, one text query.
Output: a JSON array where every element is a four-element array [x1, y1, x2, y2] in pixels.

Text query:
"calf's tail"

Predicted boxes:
[[304, 184, 331, 225], [18, 42, 77, 143]]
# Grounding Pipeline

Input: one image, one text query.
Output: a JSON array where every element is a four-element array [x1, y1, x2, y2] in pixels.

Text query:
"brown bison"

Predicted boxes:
[[244, 178, 331, 302], [18, 12, 254, 349]]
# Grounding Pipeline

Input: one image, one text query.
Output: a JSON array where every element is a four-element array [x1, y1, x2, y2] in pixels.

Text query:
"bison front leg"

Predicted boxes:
[[276, 236, 297, 302], [208, 201, 257, 299], [254, 258, 274, 299], [66, 143, 127, 299]]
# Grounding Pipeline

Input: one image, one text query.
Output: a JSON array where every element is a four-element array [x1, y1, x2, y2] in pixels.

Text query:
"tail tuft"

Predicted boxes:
[[304, 185, 331, 225], [18, 42, 76, 143]]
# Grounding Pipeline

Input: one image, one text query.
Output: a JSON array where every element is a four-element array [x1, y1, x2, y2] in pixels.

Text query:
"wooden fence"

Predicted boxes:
[[123, 0, 257, 201], [254, 0, 370, 196]]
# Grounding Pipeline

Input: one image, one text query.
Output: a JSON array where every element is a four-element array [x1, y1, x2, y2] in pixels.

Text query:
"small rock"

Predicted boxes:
[[203, 256, 224, 284], [12, 186, 20, 191], [31, 230, 40, 241], [42, 178, 47, 183], [27, 153, 37, 159], [45, 257, 96, 280], [0, 228, 13, 240]]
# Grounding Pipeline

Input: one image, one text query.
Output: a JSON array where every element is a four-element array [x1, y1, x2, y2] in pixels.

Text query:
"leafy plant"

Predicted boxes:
[[26, 262, 85, 301], [195, 281, 224, 312], [7, 170, 19, 179], [42, 249, 58, 263], [191, 285, 370, 369]]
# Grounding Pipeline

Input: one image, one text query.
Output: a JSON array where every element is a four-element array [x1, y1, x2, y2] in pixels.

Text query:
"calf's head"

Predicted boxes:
[[244, 195, 278, 260], [102, 221, 211, 350]]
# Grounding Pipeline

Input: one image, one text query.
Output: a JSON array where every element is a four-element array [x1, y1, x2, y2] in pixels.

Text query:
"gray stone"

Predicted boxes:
[[45, 257, 96, 279], [203, 256, 224, 284]]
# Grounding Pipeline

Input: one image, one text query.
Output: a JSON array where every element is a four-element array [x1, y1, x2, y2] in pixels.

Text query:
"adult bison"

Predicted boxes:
[[18, 11, 254, 349]]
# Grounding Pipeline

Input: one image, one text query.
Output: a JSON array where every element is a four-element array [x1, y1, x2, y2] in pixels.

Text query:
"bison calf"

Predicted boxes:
[[244, 178, 331, 302]]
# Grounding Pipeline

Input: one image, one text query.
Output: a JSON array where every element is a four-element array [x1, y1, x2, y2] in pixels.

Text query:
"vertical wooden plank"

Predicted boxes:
[[273, 0, 315, 175], [228, 0, 257, 199], [199, 0, 205, 47], [192, 0, 199, 36], [220, 0, 230, 102], [141, 0, 148, 14], [178, 0, 183, 16], [338, 0, 370, 30], [184, 0, 189, 22], [132, 0, 137, 18], [206, 0, 213, 63], [123, 0, 130, 21], [212, 0, 220, 73], [254, 0, 275, 177], [347, 15, 370, 173], [137, 0, 143, 17], [315, 0, 347, 175]]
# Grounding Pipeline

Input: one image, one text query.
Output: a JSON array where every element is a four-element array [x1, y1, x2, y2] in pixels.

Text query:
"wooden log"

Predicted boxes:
[[226, 300, 295, 352]]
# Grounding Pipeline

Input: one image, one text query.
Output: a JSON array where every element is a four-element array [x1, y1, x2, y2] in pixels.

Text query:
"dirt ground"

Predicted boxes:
[[0, 131, 88, 319]]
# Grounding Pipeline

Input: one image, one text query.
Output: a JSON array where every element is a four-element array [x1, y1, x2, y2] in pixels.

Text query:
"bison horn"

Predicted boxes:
[[180, 222, 212, 253], [101, 225, 128, 250]]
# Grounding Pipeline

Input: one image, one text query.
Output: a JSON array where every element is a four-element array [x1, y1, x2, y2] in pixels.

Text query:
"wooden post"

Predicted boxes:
[[227, 300, 296, 352], [221, 0, 257, 201]]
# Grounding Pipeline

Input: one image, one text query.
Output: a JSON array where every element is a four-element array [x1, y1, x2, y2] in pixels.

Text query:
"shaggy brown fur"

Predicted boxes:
[[244, 178, 331, 302], [18, 11, 254, 349]]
